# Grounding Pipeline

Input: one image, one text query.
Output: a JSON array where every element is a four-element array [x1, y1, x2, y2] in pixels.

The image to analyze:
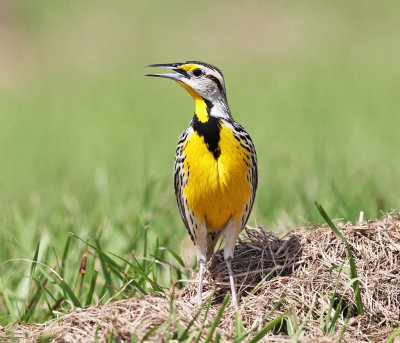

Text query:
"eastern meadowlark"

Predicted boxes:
[[146, 61, 258, 307]]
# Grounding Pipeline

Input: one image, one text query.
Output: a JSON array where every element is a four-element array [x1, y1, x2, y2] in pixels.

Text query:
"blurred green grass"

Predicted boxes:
[[0, 0, 400, 325]]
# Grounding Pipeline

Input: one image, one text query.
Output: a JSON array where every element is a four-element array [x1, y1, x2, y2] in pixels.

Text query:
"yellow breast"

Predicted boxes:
[[183, 123, 251, 230]]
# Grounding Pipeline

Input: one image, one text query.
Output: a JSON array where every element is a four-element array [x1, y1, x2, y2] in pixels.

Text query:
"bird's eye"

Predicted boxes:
[[192, 69, 203, 77]]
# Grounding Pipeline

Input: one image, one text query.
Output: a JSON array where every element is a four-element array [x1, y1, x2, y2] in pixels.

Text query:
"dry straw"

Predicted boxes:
[[2, 211, 400, 342]]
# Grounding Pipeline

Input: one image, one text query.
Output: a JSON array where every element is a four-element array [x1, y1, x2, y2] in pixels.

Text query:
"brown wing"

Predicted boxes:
[[206, 231, 222, 261], [173, 127, 194, 242], [232, 121, 258, 229]]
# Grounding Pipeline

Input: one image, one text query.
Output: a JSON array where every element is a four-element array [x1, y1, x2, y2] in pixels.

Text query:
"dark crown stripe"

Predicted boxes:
[[184, 60, 224, 78]]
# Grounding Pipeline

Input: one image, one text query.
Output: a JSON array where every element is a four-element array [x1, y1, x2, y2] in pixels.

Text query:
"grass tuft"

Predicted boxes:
[[315, 202, 364, 315]]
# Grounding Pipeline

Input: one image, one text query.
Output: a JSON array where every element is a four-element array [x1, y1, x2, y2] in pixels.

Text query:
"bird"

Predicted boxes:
[[146, 61, 258, 307]]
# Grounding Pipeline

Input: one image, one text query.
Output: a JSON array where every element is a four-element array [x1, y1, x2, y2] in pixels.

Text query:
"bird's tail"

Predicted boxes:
[[206, 231, 222, 261]]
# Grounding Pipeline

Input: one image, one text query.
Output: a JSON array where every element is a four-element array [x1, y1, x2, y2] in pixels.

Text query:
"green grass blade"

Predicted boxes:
[[60, 236, 72, 277], [177, 295, 208, 341], [337, 302, 353, 343], [94, 314, 112, 342], [40, 280, 60, 303], [286, 315, 296, 336], [329, 264, 351, 276], [106, 328, 114, 343], [36, 262, 81, 308], [328, 300, 344, 335], [72, 234, 125, 281], [140, 325, 159, 343], [330, 276, 362, 333], [123, 275, 148, 295], [72, 234, 131, 299], [37, 264, 81, 307], [28, 242, 40, 291], [142, 228, 148, 273], [41, 288, 57, 321], [85, 270, 98, 306], [384, 324, 400, 343], [240, 268, 277, 311], [23, 242, 40, 321], [151, 237, 160, 286], [52, 248, 61, 277], [74, 243, 89, 299], [59, 278, 82, 307], [291, 297, 315, 342], [0, 277, 15, 322], [185, 331, 198, 343], [109, 252, 162, 294], [23, 276, 51, 322], [323, 259, 346, 333], [234, 311, 244, 339], [315, 202, 364, 315], [204, 293, 230, 343], [248, 310, 290, 343], [234, 296, 285, 343], [160, 247, 185, 268], [150, 253, 183, 288], [97, 240, 114, 298], [195, 288, 215, 343]]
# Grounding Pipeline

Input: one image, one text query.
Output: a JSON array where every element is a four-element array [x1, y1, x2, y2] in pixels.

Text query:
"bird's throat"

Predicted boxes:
[[178, 82, 210, 123], [194, 97, 210, 123]]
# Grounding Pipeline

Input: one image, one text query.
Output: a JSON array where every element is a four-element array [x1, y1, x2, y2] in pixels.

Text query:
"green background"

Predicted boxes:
[[0, 0, 399, 324]]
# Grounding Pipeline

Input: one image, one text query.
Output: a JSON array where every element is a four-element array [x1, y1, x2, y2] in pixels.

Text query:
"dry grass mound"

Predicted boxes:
[[2, 212, 400, 342]]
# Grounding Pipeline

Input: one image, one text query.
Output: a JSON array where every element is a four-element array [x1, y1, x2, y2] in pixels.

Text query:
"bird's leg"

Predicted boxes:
[[195, 223, 208, 306], [222, 218, 241, 308], [226, 257, 238, 308], [197, 258, 205, 306]]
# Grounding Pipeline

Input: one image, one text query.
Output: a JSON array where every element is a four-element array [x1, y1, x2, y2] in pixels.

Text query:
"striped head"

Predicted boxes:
[[146, 61, 227, 102]]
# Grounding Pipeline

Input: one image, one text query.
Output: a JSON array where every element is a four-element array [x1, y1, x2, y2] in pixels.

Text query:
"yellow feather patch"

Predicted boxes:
[[178, 82, 208, 123], [178, 64, 199, 71], [183, 123, 251, 230]]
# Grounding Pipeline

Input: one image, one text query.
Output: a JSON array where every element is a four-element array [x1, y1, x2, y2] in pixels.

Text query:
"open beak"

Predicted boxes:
[[145, 63, 188, 81]]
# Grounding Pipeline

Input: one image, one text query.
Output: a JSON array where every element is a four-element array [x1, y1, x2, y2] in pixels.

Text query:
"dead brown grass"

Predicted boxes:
[[2, 212, 400, 342]]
